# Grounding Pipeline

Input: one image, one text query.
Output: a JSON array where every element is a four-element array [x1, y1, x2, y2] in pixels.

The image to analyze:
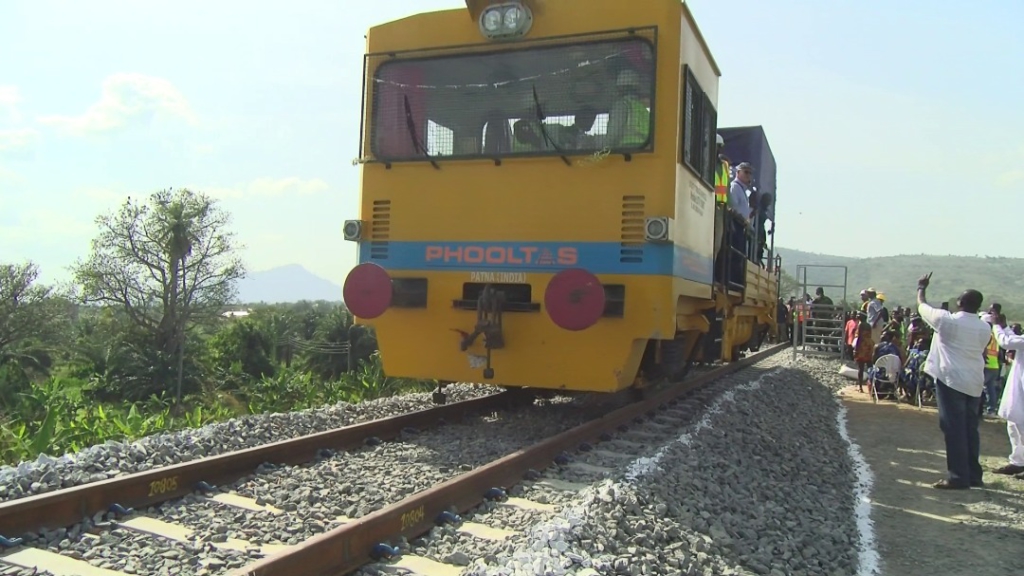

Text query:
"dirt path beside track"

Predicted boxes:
[[841, 387, 1024, 576]]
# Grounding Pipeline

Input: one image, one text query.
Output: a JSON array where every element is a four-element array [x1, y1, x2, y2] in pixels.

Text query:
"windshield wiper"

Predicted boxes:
[[531, 86, 571, 167], [403, 94, 440, 170]]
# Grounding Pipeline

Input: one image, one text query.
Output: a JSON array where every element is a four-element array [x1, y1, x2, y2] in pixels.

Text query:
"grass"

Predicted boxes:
[[0, 352, 433, 466]]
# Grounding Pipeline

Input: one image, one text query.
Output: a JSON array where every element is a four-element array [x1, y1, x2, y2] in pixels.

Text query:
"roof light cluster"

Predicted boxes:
[[478, 2, 533, 40]]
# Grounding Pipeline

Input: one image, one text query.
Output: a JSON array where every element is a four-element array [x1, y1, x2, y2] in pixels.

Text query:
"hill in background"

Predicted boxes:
[[236, 252, 1024, 317], [776, 247, 1024, 316], [236, 264, 341, 304]]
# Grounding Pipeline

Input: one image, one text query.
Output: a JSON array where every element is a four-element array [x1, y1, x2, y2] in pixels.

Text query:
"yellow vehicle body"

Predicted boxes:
[[344, 0, 779, 394]]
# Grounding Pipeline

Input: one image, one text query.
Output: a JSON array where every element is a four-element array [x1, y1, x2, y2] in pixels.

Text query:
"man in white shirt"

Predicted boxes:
[[728, 162, 754, 219], [725, 162, 755, 282], [916, 273, 993, 489], [990, 313, 1024, 477]]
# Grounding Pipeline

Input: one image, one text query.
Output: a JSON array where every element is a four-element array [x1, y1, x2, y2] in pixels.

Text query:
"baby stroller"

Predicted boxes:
[[902, 348, 934, 408]]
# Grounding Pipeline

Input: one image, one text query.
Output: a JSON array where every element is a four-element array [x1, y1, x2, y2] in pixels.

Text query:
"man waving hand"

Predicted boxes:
[[917, 273, 992, 489]]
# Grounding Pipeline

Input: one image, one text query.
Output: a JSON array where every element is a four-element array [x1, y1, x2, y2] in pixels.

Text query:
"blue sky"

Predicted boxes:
[[1, 0, 1021, 286]]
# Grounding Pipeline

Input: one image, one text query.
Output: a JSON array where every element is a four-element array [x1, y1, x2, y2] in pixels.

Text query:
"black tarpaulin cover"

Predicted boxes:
[[719, 125, 776, 221]]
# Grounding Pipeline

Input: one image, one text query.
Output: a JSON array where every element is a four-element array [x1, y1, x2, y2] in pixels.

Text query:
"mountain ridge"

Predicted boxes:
[[775, 247, 1024, 315], [236, 264, 342, 304], [237, 250, 1024, 317]]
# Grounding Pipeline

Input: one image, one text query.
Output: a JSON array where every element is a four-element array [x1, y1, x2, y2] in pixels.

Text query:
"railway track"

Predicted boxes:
[[0, 389, 530, 572], [0, 345, 783, 575]]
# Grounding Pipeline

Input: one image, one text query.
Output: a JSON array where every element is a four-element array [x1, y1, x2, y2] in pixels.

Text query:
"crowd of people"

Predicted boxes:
[[780, 276, 1024, 489]]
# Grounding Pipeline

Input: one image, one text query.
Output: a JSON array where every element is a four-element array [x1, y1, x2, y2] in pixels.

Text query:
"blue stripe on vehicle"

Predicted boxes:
[[357, 241, 713, 285]]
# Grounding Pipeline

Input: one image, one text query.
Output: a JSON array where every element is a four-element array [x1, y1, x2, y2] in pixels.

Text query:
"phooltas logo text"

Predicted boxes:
[[425, 245, 578, 266]]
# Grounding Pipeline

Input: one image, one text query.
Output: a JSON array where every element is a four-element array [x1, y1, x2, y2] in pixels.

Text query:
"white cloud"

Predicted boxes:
[[205, 177, 330, 200], [0, 208, 94, 243], [0, 166, 24, 186], [0, 86, 22, 123], [71, 185, 130, 203], [0, 128, 40, 153], [38, 73, 197, 135], [995, 146, 1024, 189]]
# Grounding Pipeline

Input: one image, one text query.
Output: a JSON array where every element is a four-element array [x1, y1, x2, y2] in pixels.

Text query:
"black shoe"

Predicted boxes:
[[933, 479, 969, 490], [993, 464, 1024, 475]]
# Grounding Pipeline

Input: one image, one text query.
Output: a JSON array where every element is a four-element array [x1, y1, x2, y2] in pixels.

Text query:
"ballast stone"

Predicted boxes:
[[453, 355, 861, 576], [0, 383, 502, 503]]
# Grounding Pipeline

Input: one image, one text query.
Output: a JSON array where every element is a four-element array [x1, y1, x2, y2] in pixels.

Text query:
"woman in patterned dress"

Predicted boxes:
[[854, 313, 875, 393]]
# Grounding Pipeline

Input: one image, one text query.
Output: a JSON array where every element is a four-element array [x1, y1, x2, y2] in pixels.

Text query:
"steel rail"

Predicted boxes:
[[0, 390, 519, 539], [231, 344, 786, 576]]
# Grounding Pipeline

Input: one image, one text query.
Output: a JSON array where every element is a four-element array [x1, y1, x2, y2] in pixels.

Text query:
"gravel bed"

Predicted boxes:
[[11, 517, 254, 575], [793, 354, 855, 393], [354, 353, 864, 576], [172, 401, 602, 547], [0, 383, 501, 503], [8, 392, 627, 576]]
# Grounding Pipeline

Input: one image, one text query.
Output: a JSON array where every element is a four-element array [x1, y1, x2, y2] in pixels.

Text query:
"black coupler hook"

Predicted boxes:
[[459, 284, 506, 351]]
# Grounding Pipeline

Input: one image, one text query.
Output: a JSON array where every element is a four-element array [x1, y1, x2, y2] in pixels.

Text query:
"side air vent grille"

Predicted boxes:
[[369, 200, 390, 260], [620, 195, 645, 263]]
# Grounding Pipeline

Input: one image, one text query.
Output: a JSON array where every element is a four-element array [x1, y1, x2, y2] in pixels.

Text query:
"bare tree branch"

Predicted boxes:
[[72, 188, 247, 358]]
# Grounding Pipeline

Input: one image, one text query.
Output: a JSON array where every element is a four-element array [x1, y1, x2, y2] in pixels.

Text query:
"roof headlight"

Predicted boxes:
[[503, 5, 523, 29], [482, 9, 502, 32], [478, 2, 533, 40]]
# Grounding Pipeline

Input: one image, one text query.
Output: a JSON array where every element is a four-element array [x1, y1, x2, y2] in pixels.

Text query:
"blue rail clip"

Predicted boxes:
[[108, 503, 134, 517], [371, 543, 400, 560], [483, 487, 507, 501], [435, 511, 461, 525]]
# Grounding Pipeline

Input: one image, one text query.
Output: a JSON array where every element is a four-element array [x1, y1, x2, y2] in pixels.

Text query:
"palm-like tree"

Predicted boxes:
[[154, 191, 202, 404]]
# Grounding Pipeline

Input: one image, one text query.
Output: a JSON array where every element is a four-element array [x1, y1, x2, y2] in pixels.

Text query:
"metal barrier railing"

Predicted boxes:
[[791, 265, 849, 360]]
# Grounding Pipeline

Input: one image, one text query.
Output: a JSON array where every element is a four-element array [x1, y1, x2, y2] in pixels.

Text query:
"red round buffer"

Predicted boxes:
[[544, 268, 606, 331], [343, 263, 393, 319]]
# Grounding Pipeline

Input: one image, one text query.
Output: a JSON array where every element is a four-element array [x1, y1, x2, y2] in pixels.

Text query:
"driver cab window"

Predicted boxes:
[[370, 36, 654, 161]]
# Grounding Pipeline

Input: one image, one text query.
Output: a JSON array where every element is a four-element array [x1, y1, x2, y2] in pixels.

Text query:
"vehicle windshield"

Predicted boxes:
[[369, 37, 655, 162]]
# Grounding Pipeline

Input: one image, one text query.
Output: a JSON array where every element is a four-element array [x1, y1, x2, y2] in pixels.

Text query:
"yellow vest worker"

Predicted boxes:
[[715, 164, 729, 203], [609, 70, 650, 148], [714, 134, 729, 204], [621, 95, 649, 147], [986, 334, 1000, 370]]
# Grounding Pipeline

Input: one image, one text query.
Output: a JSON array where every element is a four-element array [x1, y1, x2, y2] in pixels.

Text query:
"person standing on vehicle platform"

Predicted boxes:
[[713, 134, 730, 250], [726, 162, 754, 281], [916, 273, 992, 489]]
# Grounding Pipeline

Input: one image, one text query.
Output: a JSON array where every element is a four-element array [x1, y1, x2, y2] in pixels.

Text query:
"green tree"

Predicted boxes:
[[71, 189, 245, 400], [0, 262, 68, 403], [207, 318, 275, 381], [0, 262, 68, 358]]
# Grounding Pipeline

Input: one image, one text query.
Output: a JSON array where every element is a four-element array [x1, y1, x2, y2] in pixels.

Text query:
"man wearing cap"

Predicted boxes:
[[865, 288, 885, 343], [729, 162, 754, 219], [725, 162, 754, 281], [916, 273, 992, 489]]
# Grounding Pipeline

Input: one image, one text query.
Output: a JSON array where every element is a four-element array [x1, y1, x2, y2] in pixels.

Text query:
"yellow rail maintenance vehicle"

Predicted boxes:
[[343, 0, 781, 403]]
